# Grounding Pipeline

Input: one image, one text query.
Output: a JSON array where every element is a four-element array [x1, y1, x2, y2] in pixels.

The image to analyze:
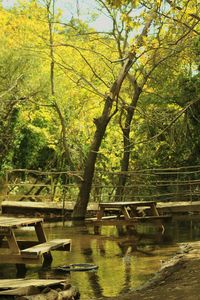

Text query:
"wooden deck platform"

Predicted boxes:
[[1, 200, 200, 220], [1, 200, 99, 220], [157, 201, 200, 214]]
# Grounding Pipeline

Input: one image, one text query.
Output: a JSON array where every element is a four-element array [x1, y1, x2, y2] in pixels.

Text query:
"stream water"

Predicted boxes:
[[1, 217, 200, 299]]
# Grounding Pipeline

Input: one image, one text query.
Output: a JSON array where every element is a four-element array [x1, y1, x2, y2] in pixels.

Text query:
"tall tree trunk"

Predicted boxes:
[[72, 11, 155, 219], [72, 109, 111, 220], [115, 85, 141, 201], [72, 53, 135, 220]]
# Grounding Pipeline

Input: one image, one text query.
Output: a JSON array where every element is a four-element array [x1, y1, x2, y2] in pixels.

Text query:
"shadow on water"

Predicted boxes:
[[1, 216, 200, 299]]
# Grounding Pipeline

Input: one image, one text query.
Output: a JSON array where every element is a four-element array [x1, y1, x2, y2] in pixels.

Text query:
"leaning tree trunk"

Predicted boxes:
[[115, 85, 142, 201], [72, 13, 155, 220], [72, 53, 135, 220], [72, 111, 111, 220]]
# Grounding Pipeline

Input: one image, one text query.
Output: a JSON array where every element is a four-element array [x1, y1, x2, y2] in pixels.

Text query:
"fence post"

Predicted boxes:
[[50, 174, 54, 202], [5, 170, 9, 201], [189, 180, 192, 204]]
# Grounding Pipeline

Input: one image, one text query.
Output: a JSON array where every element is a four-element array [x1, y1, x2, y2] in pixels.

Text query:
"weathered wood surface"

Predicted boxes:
[[0, 279, 80, 299], [91, 201, 165, 234], [0, 279, 66, 291], [99, 201, 156, 208], [157, 201, 200, 213], [0, 215, 43, 228], [2, 200, 200, 220], [1, 201, 98, 220], [86, 215, 171, 223], [86, 215, 171, 226], [0, 216, 71, 266], [21, 238, 71, 257], [1, 200, 98, 211], [94, 201, 161, 222]]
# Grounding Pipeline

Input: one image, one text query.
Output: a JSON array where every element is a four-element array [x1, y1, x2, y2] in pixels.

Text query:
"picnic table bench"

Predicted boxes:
[[89, 201, 169, 234], [0, 215, 71, 270]]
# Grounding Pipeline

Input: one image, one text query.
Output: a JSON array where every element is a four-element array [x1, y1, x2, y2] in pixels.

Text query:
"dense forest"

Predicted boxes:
[[0, 0, 199, 219]]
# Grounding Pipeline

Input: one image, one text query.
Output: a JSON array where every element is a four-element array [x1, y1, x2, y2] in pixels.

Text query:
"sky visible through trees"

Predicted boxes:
[[2, 0, 113, 31]]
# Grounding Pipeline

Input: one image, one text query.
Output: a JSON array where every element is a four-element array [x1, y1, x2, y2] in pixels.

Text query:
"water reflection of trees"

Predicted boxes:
[[81, 243, 103, 299], [23, 224, 174, 298]]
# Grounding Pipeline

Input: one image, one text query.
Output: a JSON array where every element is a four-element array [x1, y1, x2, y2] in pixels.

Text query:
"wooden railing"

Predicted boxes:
[[1, 166, 200, 204]]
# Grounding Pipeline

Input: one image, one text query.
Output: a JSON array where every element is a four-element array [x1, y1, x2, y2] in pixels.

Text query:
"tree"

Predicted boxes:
[[72, 0, 200, 216], [44, 0, 75, 171], [72, 1, 157, 219], [102, 0, 200, 200], [1, 0, 199, 218]]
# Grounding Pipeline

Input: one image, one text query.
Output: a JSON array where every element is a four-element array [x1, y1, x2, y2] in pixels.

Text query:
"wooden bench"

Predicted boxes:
[[90, 215, 171, 226], [21, 239, 71, 258], [0, 216, 72, 269]]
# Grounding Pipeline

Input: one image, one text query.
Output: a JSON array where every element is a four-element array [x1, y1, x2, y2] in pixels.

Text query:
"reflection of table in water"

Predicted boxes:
[[0, 215, 71, 269], [90, 201, 170, 234]]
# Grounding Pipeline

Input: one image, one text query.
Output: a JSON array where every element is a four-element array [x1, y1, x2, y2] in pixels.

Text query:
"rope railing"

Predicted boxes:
[[1, 167, 200, 203]]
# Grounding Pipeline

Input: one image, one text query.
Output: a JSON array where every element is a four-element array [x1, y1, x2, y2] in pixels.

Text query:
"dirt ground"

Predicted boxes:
[[106, 242, 200, 300]]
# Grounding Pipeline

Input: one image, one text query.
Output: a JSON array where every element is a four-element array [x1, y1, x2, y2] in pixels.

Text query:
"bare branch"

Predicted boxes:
[[55, 59, 105, 98], [130, 98, 200, 148], [166, 0, 200, 22], [0, 75, 23, 99]]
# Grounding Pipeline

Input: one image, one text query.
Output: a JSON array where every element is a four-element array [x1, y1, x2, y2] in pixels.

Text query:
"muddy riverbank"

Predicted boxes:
[[106, 241, 200, 300]]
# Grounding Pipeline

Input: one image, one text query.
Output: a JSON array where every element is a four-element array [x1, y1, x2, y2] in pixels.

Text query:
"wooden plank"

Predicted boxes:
[[157, 203, 200, 213], [21, 239, 71, 257], [121, 206, 131, 220], [149, 203, 160, 216], [86, 215, 118, 221], [0, 253, 42, 264], [87, 215, 171, 226], [0, 216, 43, 228], [0, 279, 67, 291], [1, 200, 97, 210], [6, 229, 20, 254], [35, 222, 47, 243], [99, 201, 156, 209]]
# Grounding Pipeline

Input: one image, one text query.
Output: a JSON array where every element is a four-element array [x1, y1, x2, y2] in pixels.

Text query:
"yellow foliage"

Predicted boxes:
[[151, 38, 159, 48]]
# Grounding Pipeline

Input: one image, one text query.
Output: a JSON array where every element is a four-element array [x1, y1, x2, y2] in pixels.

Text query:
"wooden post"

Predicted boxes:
[[7, 229, 20, 254], [122, 206, 131, 220], [62, 187, 66, 224], [189, 180, 192, 204], [35, 222, 53, 266], [94, 206, 104, 234], [5, 170, 9, 201], [50, 174, 54, 202]]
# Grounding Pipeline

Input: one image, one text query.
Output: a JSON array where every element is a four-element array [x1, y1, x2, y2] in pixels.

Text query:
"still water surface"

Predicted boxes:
[[1, 217, 200, 299]]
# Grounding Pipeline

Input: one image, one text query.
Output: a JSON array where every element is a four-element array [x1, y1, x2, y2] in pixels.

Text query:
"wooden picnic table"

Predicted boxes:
[[92, 201, 166, 234], [97, 201, 159, 220], [0, 215, 71, 270]]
